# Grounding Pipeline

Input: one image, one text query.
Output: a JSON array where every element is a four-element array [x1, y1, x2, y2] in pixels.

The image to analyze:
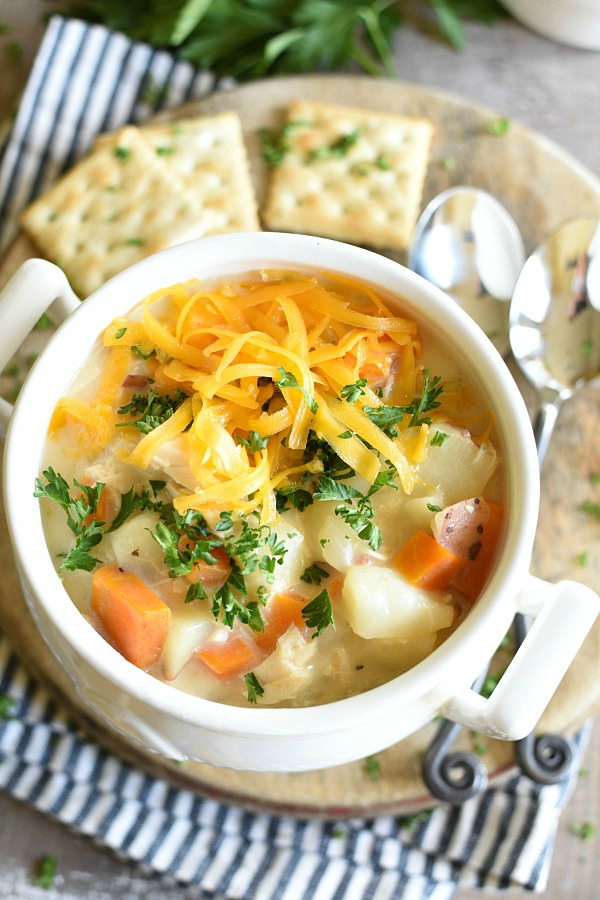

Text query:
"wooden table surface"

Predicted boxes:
[[0, 3, 598, 898]]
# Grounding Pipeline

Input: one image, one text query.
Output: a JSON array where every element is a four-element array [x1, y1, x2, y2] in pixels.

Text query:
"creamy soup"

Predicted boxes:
[[37, 270, 504, 708]]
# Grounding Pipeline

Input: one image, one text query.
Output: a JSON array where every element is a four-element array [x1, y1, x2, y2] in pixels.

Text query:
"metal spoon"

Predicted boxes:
[[408, 186, 525, 356], [509, 215, 600, 783], [408, 187, 527, 803], [509, 215, 600, 463]]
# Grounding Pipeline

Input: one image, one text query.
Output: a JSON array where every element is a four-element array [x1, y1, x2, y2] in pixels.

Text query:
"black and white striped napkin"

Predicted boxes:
[[0, 16, 589, 898]]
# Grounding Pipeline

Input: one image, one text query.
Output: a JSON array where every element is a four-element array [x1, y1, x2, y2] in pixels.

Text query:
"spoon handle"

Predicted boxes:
[[512, 612, 574, 784], [532, 398, 563, 467], [512, 393, 575, 784]]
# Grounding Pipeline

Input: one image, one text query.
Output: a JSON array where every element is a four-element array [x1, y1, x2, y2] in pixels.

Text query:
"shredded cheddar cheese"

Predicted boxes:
[[51, 271, 433, 519]]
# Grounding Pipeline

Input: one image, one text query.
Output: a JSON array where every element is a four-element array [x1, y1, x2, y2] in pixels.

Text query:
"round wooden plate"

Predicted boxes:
[[1, 75, 599, 819]]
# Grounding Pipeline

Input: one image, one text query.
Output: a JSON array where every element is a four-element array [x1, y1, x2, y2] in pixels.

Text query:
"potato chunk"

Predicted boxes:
[[415, 424, 497, 506], [342, 564, 454, 639]]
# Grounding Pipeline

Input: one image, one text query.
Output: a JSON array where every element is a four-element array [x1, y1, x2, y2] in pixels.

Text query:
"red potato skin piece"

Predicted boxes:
[[451, 502, 505, 603], [434, 497, 491, 561]]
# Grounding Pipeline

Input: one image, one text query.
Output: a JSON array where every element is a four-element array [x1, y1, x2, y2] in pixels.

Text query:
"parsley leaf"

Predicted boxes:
[[34, 469, 106, 572], [275, 365, 319, 414], [34, 855, 58, 890], [302, 588, 335, 637], [340, 377, 367, 403], [150, 515, 223, 579], [235, 430, 270, 452], [430, 430, 450, 447], [363, 369, 444, 435], [245, 672, 264, 704], [212, 569, 265, 631], [275, 483, 314, 512], [185, 581, 208, 603], [313, 475, 360, 503], [365, 754, 381, 781], [257, 118, 312, 167], [335, 503, 382, 551], [117, 388, 188, 433], [300, 563, 330, 585], [307, 128, 360, 161], [55, 2, 506, 82], [106, 486, 162, 532]]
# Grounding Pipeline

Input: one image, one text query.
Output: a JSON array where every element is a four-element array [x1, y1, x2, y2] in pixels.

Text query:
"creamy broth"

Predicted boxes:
[[37, 270, 504, 708]]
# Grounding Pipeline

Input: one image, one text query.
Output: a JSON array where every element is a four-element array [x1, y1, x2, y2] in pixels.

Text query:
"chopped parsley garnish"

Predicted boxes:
[[570, 822, 596, 840], [34, 469, 165, 572], [397, 810, 433, 829], [576, 551, 588, 567], [430, 430, 449, 447], [480, 668, 506, 699], [114, 145, 132, 160], [235, 430, 270, 452], [427, 503, 442, 513], [212, 569, 265, 631], [150, 508, 222, 578], [34, 469, 106, 572], [117, 388, 188, 433], [35, 312, 53, 330], [365, 754, 381, 781], [313, 474, 383, 551], [363, 369, 444, 436], [245, 672, 264, 704], [275, 366, 318, 414], [275, 483, 314, 512], [125, 237, 144, 246], [300, 563, 329, 585], [156, 145, 174, 156], [185, 581, 208, 603], [114, 326, 127, 339], [105, 486, 163, 533], [486, 116, 510, 136], [302, 589, 334, 637], [340, 378, 367, 403], [257, 119, 312, 167], [0, 694, 15, 720], [131, 344, 155, 359], [581, 501, 600, 520], [34, 855, 58, 890], [307, 128, 360, 162]]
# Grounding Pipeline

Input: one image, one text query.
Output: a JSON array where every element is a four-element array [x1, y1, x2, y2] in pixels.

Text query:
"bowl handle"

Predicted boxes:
[[0, 260, 79, 435], [441, 575, 599, 740]]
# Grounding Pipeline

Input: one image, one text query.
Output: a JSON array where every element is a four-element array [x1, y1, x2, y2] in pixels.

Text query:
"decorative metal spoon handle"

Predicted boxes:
[[422, 672, 489, 804], [511, 392, 575, 785], [512, 613, 574, 784]]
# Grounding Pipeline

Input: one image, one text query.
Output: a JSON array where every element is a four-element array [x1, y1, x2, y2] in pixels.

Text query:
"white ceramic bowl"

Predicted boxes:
[[0, 233, 597, 772], [502, 0, 600, 50]]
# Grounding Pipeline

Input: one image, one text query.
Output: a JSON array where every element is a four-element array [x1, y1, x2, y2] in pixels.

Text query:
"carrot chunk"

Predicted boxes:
[[451, 503, 505, 603], [393, 530, 466, 591], [81, 482, 117, 528], [185, 544, 232, 587], [253, 592, 307, 653], [91, 564, 171, 669], [196, 634, 257, 677]]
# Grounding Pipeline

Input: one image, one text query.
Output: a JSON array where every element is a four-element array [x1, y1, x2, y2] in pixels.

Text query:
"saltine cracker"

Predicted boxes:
[[262, 100, 433, 251], [21, 113, 259, 297]]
